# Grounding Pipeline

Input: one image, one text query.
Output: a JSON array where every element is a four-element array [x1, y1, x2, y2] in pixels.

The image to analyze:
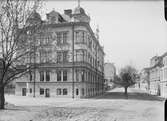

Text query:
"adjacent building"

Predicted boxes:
[[160, 52, 167, 98], [15, 5, 105, 98], [104, 63, 116, 89], [148, 56, 162, 95], [143, 52, 167, 98]]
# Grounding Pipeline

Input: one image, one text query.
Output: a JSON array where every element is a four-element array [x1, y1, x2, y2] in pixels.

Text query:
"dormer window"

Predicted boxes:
[[51, 16, 56, 23]]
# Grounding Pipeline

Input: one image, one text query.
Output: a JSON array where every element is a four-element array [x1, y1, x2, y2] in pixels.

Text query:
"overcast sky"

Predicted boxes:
[[41, 0, 167, 71]]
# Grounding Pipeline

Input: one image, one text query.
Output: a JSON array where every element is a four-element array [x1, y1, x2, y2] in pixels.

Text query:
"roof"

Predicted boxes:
[[46, 10, 60, 16], [147, 59, 163, 70], [161, 51, 167, 58], [73, 6, 86, 15], [27, 10, 41, 21]]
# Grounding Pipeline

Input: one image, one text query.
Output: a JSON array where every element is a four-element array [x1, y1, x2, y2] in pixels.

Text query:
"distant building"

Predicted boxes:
[[148, 56, 162, 95], [144, 53, 167, 98], [160, 52, 167, 98], [104, 63, 116, 89], [15, 5, 105, 98]]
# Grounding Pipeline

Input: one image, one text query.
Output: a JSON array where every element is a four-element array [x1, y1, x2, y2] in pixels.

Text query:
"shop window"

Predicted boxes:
[[40, 88, 44, 95], [30, 88, 32, 93], [76, 88, 79, 95], [63, 88, 68, 95]]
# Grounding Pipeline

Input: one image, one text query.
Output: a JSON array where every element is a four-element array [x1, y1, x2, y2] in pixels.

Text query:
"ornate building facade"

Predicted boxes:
[[15, 6, 105, 98], [143, 52, 167, 98], [148, 56, 162, 95]]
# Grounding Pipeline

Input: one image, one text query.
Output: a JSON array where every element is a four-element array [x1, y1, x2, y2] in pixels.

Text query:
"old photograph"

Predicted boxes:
[[0, 0, 166, 121]]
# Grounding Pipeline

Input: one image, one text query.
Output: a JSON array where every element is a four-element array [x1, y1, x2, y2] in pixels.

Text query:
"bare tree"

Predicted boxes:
[[113, 65, 138, 97], [0, 0, 43, 109]]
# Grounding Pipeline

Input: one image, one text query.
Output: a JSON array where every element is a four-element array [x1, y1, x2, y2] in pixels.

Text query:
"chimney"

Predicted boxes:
[[64, 9, 72, 16]]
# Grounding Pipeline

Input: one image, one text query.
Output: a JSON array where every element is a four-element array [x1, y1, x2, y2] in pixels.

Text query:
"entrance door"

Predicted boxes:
[[22, 88, 26, 96], [45, 88, 50, 97]]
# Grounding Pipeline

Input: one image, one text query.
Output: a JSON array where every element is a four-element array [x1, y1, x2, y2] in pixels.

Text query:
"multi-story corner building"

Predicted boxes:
[[104, 63, 116, 89], [15, 5, 105, 98], [160, 52, 167, 98]]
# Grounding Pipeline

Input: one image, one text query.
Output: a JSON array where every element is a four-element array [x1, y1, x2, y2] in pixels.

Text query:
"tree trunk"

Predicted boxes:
[[124, 87, 128, 99], [0, 86, 5, 109]]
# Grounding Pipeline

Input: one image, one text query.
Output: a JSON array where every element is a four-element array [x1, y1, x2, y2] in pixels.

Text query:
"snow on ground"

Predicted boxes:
[[0, 88, 165, 121]]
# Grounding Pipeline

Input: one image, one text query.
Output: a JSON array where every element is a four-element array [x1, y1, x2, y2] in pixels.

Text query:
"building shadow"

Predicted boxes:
[[91, 91, 165, 101]]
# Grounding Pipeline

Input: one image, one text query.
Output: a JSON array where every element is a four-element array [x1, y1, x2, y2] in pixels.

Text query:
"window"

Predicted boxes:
[[63, 70, 67, 81], [82, 88, 84, 96], [81, 70, 85, 82], [76, 89, 79, 95], [57, 88, 61, 95], [81, 31, 85, 43], [45, 51, 50, 63], [51, 16, 56, 23], [88, 39, 92, 50], [57, 32, 61, 45], [57, 52, 62, 63], [46, 71, 50, 82], [30, 88, 32, 93], [40, 71, 44, 82], [76, 50, 84, 62], [63, 32, 67, 44], [75, 31, 80, 43], [40, 88, 44, 95], [63, 88, 68, 95], [57, 71, 61, 81], [63, 51, 68, 62], [29, 71, 32, 82], [76, 70, 79, 82]]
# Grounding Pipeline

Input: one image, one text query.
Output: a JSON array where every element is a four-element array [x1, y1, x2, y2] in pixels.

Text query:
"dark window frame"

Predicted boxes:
[[40, 88, 44, 95], [46, 71, 50, 82], [57, 71, 61, 81], [63, 88, 68, 95], [40, 71, 44, 82], [76, 88, 79, 95], [63, 70, 67, 81]]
